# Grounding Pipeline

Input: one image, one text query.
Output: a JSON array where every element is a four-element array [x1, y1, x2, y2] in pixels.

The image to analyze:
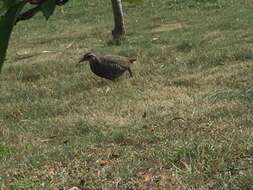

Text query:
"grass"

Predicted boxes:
[[0, 0, 253, 189]]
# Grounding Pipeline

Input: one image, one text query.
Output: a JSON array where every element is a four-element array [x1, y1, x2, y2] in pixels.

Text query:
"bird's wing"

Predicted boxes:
[[103, 55, 136, 67]]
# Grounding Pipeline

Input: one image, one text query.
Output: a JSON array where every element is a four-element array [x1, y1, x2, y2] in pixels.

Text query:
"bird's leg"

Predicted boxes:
[[127, 68, 133, 77]]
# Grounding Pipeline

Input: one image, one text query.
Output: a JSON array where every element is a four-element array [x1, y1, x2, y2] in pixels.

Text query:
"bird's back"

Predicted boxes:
[[102, 55, 136, 68]]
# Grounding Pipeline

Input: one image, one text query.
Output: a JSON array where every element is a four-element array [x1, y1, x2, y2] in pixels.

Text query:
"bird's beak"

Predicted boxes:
[[78, 57, 85, 63], [76, 57, 86, 67]]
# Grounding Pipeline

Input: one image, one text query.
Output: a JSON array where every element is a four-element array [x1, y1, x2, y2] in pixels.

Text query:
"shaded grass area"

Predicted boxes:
[[1, 0, 253, 189]]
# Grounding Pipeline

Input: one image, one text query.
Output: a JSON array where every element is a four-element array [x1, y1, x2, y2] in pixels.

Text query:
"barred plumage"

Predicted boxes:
[[78, 52, 136, 80]]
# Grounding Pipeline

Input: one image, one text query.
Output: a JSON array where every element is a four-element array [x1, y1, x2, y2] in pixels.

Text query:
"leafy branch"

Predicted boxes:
[[0, 0, 69, 72]]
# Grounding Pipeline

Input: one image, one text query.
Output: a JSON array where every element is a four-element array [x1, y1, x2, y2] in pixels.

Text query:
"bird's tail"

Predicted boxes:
[[129, 58, 137, 63]]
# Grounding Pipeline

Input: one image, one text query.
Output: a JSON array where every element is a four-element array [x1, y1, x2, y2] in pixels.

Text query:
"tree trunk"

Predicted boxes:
[[111, 0, 125, 40]]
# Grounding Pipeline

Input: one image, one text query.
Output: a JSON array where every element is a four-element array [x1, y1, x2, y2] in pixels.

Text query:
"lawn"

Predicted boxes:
[[0, 0, 253, 189]]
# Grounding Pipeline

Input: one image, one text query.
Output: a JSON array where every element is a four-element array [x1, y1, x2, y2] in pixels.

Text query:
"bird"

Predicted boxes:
[[77, 52, 136, 80]]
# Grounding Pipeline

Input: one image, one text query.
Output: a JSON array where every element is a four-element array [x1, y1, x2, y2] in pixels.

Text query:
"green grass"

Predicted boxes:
[[1, 0, 253, 189]]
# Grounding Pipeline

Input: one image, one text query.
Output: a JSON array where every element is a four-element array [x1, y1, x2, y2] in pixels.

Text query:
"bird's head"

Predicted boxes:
[[78, 52, 97, 64]]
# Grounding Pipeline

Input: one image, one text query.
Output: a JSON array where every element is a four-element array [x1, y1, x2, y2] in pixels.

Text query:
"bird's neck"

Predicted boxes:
[[89, 56, 100, 65], [89, 56, 101, 73]]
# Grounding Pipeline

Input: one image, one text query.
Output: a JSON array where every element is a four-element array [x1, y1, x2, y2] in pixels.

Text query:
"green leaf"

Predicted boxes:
[[0, 2, 5, 16], [2, 0, 21, 8], [1, 0, 23, 16], [41, 0, 56, 19], [0, 1, 26, 72], [0, 1, 4, 9]]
